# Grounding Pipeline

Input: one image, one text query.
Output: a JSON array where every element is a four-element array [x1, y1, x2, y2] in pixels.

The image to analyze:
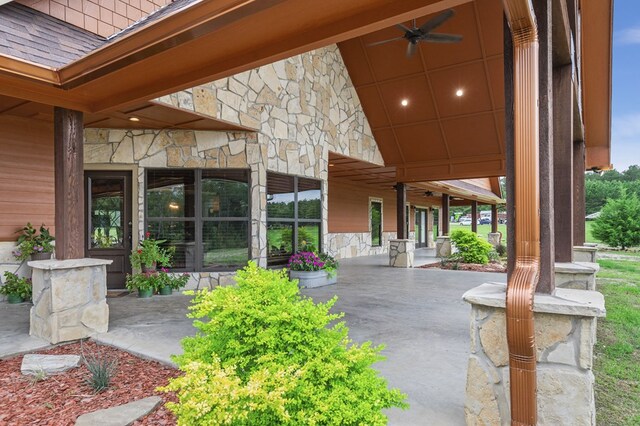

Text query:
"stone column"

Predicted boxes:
[[463, 282, 605, 425], [427, 207, 435, 248], [436, 236, 451, 258], [29, 258, 112, 344], [389, 239, 414, 268]]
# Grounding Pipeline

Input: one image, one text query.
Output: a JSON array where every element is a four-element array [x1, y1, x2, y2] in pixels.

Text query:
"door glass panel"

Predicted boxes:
[[90, 178, 125, 249]]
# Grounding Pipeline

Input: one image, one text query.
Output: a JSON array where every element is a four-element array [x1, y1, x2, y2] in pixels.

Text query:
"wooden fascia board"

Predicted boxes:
[[0, 54, 59, 84]]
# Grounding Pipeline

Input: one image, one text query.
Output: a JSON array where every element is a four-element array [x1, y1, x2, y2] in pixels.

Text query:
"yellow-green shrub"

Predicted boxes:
[[450, 229, 494, 264], [161, 262, 407, 425]]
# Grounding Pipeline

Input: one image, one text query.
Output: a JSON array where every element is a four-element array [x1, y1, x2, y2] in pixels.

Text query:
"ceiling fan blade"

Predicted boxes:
[[418, 9, 454, 34], [395, 23, 413, 34], [406, 42, 417, 58], [368, 37, 405, 47], [423, 33, 463, 43]]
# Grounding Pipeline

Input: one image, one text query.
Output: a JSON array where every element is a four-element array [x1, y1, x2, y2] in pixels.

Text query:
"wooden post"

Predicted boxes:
[[442, 194, 450, 236], [535, 0, 555, 294], [396, 183, 407, 239], [553, 65, 574, 262], [491, 204, 499, 234], [471, 200, 478, 233], [54, 107, 84, 260], [573, 141, 586, 245]]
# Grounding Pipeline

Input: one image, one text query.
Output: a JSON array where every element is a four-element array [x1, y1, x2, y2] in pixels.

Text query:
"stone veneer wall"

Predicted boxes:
[[463, 283, 605, 426], [326, 231, 416, 260], [85, 45, 383, 287]]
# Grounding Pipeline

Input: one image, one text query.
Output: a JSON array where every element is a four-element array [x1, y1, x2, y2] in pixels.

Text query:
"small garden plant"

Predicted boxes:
[[161, 262, 407, 425], [592, 194, 640, 250], [287, 251, 326, 271], [130, 232, 173, 270], [12, 223, 54, 261], [0, 272, 32, 301], [449, 229, 494, 264]]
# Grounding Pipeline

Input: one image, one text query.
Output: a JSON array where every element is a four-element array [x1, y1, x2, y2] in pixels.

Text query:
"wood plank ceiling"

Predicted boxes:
[[337, 0, 505, 182]]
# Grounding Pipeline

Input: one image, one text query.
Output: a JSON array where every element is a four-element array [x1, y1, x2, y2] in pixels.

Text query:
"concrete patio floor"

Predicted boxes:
[[0, 249, 507, 425]]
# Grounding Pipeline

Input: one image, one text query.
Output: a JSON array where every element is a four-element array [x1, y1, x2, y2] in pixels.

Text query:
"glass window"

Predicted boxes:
[[267, 173, 322, 265], [371, 201, 382, 247], [90, 178, 125, 248], [146, 169, 250, 271]]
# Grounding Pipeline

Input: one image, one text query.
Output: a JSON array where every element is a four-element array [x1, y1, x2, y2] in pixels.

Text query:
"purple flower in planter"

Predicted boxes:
[[33, 245, 44, 252], [12, 249, 22, 258], [161, 267, 169, 273]]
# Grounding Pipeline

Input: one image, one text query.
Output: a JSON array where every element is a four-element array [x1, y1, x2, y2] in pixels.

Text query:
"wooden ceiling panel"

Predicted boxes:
[[394, 122, 448, 163], [371, 128, 403, 165], [429, 62, 492, 118], [487, 56, 505, 109], [420, 3, 483, 70], [475, 0, 504, 57], [355, 86, 390, 129], [362, 33, 424, 81], [336, 38, 376, 86], [378, 75, 437, 125], [442, 113, 500, 159]]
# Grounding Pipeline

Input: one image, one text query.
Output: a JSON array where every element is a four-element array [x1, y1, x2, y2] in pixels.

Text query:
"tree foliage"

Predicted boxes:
[[585, 165, 640, 215], [592, 195, 640, 250], [161, 262, 408, 425]]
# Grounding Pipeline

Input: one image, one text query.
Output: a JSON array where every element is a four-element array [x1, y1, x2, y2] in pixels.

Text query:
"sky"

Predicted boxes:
[[611, 1, 640, 171]]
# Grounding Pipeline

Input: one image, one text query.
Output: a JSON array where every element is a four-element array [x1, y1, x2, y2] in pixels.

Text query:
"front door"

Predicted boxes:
[[415, 208, 427, 248], [85, 171, 132, 289]]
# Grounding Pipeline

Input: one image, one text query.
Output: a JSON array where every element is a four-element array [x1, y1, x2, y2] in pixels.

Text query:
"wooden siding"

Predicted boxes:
[[0, 116, 54, 241]]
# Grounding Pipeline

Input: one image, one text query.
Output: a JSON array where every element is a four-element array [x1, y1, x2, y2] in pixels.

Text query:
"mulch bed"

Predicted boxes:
[[420, 261, 507, 273], [0, 341, 180, 426]]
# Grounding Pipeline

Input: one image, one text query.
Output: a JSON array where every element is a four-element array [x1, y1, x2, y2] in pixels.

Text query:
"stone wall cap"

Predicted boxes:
[[436, 236, 450, 240], [28, 258, 113, 270], [573, 245, 598, 252], [555, 261, 599, 274], [390, 239, 414, 243], [463, 282, 606, 318]]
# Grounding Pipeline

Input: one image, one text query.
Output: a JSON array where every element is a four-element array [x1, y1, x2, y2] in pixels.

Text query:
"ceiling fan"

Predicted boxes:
[[369, 9, 462, 58]]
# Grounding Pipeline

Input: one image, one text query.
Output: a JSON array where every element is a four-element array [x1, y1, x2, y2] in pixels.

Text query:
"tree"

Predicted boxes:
[[592, 195, 640, 250]]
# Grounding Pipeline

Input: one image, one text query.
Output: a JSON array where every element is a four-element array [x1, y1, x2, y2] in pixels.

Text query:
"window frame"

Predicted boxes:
[[267, 172, 323, 266], [369, 197, 383, 247], [144, 168, 251, 272]]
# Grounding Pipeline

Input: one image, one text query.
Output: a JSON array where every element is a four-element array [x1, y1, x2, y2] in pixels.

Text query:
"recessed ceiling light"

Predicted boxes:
[[455, 89, 464, 97], [400, 99, 409, 107], [129, 117, 140, 122]]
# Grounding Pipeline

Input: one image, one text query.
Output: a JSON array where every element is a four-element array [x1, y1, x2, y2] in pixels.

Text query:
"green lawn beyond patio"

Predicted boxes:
[[448, 223, 507, 241], [594, 256, 640, 425]]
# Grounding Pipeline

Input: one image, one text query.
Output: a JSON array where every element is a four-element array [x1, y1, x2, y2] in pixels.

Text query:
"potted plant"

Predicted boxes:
[[319, 252, 339, 285], [0, 272, 32, 304], [125, 271, 158, 298], [288, 251, 330, 288], [156, 268, 190, 295], [130, 232, 173, 272], [12, 223, 55, 261]]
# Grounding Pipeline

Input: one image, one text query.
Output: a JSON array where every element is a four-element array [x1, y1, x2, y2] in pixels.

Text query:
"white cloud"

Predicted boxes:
[[611, 112, 640, 171], [616, 27, 640, 45]]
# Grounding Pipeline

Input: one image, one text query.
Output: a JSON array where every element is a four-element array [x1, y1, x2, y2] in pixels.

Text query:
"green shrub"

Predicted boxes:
[[592, 195, 640, 250], [450, 229, 493, 264], [160, 262, 407, 425]]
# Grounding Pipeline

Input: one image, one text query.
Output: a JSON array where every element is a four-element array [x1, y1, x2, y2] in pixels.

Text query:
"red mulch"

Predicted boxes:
[[420, 261, 507, 273], [0, 341, 180, 426]]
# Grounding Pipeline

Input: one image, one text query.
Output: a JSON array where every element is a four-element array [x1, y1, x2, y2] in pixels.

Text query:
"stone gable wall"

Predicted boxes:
[[85, 45, 384, 287]]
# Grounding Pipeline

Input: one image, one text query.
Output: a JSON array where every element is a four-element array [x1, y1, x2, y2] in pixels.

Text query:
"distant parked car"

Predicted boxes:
[[479, 217, 491, 225], [459, 218, 472, 226]]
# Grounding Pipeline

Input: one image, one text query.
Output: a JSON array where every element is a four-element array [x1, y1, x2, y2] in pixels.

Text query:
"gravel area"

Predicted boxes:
[[0, 341, 179, 425]]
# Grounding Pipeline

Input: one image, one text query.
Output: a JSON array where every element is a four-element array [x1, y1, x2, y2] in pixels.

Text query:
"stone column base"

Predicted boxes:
[[436, 236, 451, 258], [555, 262, 599, 290], [389, 239, 414, 268], [29, 258, 112, 344], [462, 283, 605, 426], [487, 232, 502, 248], [573, 246, 597, 263]]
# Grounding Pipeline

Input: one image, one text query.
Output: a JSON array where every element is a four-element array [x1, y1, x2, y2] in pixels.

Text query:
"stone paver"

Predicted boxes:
[[74, 396, 162, 426], [0, 302, 49, 359], [21, 354, 80, 375]]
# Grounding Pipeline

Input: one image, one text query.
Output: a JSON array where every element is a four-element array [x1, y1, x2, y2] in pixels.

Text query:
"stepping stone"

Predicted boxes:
[[75, 396, 162, 426], [21, 354, 81, 375]]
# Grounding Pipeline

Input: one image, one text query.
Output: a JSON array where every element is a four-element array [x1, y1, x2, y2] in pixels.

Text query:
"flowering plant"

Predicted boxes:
[[0, 272, 32, 300], [287, 251, 325, 272], [125, 271, 159, 292], [130, 232, 174, 270], [157, 268, 190, 290], [318, 252, 339, 278], [12, 223, 55, 261]]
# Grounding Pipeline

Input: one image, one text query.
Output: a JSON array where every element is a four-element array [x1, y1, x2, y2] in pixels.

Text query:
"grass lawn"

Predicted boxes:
[[585, 221, 599, 244], [594, 258, 640, 425], [448, 223, 507, 241]]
